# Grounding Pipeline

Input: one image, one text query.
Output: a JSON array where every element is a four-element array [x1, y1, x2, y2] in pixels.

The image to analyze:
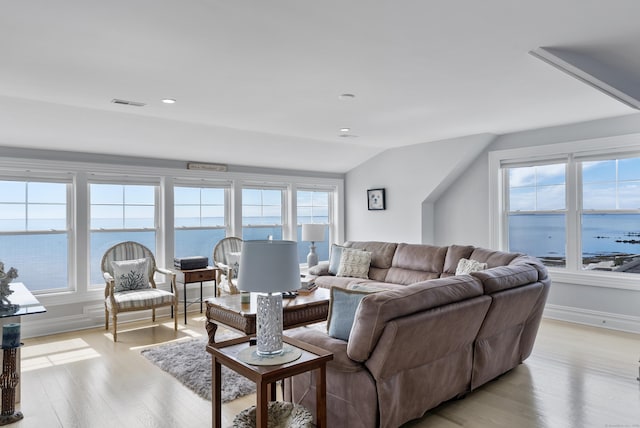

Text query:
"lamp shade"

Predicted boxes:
[[237, 240, 301, 293], [301, 223, 325, 242]]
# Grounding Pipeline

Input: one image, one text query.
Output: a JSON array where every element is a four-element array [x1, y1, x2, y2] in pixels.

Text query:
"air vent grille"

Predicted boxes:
[[111, 98, 146, 107]]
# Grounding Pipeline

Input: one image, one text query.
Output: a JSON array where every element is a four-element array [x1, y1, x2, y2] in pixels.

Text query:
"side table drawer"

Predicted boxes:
[[184, 270, 217, 283]]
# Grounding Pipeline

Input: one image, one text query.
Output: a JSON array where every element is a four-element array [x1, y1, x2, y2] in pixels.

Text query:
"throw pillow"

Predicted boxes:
[[327, 287, 378, 341], [111, 258, 150, 292], [328, 244, 345, 275], [455, 258, 488, 275], [336, 248, 372, 279]]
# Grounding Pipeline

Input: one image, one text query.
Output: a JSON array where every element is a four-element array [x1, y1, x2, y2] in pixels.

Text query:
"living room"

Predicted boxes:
[[1, 1, 639, 427]]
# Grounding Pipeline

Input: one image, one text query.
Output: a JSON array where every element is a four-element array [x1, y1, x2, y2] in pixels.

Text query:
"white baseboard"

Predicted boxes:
[[544, 304, 640, 334]]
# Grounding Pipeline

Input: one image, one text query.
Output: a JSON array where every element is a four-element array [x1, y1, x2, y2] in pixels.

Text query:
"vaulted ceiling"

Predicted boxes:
[[1, 1, 640, 173]]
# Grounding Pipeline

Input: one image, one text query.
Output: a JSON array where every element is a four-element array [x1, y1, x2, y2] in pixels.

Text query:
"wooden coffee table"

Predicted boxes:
[[205, 288, 330, 344]]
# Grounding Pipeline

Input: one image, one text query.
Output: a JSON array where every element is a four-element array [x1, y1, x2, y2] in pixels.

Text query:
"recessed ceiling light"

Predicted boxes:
[[161, 98, 176, 104], [339, 134, 358, 138], [338, 93, 355, 100], [340, 127, 350, 133]]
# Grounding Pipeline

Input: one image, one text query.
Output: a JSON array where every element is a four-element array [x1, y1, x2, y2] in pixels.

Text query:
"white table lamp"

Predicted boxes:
[[301, 224, 325, 268], [237, 240, 300, 356]]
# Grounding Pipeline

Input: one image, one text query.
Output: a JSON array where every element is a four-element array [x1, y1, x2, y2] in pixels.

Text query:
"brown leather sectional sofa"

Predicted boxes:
[[285, 241, 550, 428]]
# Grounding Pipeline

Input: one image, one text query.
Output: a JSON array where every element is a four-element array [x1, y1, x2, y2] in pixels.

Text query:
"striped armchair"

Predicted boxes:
[[212, 237, 243, 295], [101, 241, 178, 341]]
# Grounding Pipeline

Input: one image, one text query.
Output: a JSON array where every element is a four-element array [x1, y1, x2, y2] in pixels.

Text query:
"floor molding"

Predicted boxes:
[[544, 304, 640, 334]]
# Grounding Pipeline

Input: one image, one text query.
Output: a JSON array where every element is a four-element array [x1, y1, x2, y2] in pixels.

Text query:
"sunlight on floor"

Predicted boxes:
[[21, 338, 101, 371]]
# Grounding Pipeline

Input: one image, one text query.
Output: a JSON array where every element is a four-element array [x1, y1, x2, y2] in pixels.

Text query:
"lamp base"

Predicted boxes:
[[256, 293, 283, 356], [307, 243, 318, 268]]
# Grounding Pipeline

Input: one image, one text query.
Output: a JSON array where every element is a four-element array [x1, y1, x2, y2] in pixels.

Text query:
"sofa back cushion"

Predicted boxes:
[[385, 243, 447, 285], [470, 263, 539, 294], [468, 247, 521, 268], [347, 275, 484, 362], [344, 241, 397, 281], [442, 244, 475, 276]]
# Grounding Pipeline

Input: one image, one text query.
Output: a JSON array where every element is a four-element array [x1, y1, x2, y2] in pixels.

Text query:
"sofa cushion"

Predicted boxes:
[[455, 258, 488, 275], [344, 241, 397, 270], [469, 247, 521, 268], [337, 248, 372, 279], [327, 287, 379, 341], [328, 244, 345, 275], [347, 275, 484, 362], [443, 244, 475, 274], [470, 264, 539, 294], [391, 243, 447, 273]]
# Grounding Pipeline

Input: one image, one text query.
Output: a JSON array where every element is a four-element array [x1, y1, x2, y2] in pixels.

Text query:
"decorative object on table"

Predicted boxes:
[[367, 188, 386, 210], [237, 342, 301, 366], [237, 240, 300, 357], [232, 401, 314, 428], [1, 325, 19, 350], [0, 262, 18, 308], [173, 256, 208, 270], [212, 237, 243, 295], [301, 223, 325, 268]]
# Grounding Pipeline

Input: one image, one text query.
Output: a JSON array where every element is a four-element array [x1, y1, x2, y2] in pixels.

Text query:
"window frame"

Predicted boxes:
[[88, 177, 161, 289], [0, 174, 74, 294], [173, 180, 230, 263], [490, 134, 640, 290], [241, 184, 288, 240]]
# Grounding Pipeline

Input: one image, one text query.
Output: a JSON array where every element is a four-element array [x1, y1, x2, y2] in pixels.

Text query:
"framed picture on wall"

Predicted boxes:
[[367, 188, 386, 210]]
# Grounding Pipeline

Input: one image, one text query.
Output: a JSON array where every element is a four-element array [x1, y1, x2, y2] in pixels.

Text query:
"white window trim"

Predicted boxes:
[[489, 133, 640, 290]]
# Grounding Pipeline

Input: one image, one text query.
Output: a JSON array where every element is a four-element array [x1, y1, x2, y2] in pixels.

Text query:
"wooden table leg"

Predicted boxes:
[[212, 357, 221, 428], [256, 380, 269, 428], [316, 366, 327, 428], [206, 320, 218, 344]]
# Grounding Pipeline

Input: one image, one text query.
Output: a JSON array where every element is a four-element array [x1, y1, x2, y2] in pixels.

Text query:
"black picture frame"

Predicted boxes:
[[367, 188, 386, 210]]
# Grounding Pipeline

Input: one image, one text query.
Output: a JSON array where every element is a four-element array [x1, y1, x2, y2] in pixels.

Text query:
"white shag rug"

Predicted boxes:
[[141, 336, 256, 403]]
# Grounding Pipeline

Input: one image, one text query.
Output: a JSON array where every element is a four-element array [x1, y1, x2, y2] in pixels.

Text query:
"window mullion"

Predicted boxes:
[[566, 157, 580, 271]]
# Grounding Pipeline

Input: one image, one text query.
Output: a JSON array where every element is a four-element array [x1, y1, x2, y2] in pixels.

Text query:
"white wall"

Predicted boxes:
[[345, 133, 494, 244], [345, 112, 640, 333]]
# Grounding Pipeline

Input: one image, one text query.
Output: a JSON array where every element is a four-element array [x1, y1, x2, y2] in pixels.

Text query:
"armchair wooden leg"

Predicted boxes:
[[152, 308, 156, 322], [174, 303, 178, 331], [105, 308, 109, 330], [112, 314, 118, 342]]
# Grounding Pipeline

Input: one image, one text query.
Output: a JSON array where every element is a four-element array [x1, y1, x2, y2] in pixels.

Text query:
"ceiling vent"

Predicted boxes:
[[111, 98, 146, 107]]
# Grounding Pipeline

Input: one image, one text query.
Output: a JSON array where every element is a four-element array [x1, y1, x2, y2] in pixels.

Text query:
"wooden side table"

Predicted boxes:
[[207, 336, 333, 428], [174, 266, 218, 324]]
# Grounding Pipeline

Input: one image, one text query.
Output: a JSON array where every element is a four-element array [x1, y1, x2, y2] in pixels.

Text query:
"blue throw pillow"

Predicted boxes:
[[328, 244, 345, 275], [327, 287, 374, 341]]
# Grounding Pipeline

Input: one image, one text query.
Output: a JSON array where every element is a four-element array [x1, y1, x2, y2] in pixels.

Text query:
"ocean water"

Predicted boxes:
[[509, 213, 640, 261], [0, 217, 330, 291]]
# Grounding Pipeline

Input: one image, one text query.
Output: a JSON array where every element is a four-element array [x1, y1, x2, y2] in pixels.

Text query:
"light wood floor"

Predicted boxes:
[[13, 314, 640, 428]]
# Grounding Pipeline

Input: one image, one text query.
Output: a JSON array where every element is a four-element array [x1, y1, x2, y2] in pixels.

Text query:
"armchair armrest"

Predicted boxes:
[[103, 272, 115, 297], [155, 267, 177, 293]]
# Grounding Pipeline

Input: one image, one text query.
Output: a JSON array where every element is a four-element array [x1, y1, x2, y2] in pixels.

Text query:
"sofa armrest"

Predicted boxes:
[[286, 326, 362, 372]]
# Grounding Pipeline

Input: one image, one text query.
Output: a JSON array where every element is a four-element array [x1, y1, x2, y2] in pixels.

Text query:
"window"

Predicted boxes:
[[297, 189, 331, 263], [89, 183, 156, 285], [242, 187, 283, 240], [0, 179, 70, 292], [506, 163, 567, 267], [580, 156, 640, 272], [174, 185, 227, 264], [496, 146, 640, 278]]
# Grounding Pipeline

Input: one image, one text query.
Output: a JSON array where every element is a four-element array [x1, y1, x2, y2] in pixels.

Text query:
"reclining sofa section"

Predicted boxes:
[[285, 242, 550, 428]]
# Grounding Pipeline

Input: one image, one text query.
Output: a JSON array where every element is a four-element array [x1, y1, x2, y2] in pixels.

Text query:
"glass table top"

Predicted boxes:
[[0, 282, 46, 318]]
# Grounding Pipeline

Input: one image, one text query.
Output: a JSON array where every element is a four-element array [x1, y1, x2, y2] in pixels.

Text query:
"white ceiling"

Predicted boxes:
[[1, 1, 640, 173]]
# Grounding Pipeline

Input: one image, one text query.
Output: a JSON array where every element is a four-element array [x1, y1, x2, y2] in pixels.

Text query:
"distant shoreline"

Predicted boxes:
[[538, 253, 640, 273]]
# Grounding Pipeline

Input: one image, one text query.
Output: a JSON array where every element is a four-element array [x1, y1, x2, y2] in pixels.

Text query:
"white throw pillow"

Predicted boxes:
[[111, 258, 151, 292], [337, 248, 372, 279], [455, 258, 488, 275]]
